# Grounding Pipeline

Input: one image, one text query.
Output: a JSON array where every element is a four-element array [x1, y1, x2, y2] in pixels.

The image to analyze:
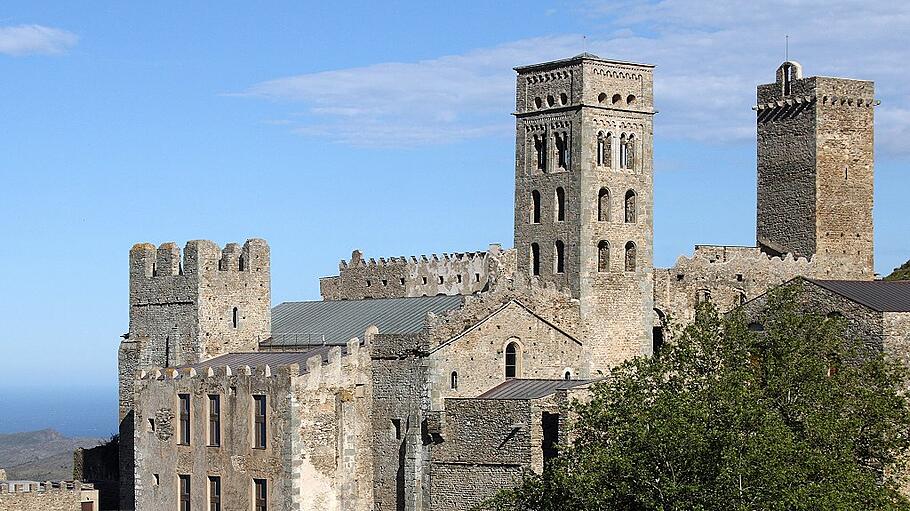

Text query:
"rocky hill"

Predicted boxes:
[[885, 260, 910, 281], [0, 429, 103, 481]]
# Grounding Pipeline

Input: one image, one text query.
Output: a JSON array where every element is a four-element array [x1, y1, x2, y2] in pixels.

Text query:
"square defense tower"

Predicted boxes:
[[756, 61, 876, 279], [513, 53, 656, 370]]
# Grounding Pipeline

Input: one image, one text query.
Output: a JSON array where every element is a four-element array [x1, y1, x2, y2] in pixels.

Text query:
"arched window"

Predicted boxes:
[[534, 135, 547, 172], [596, 132, 605, 166], [625, 190, 637, 223], [505, 341, 520, 378], [531, 190, 541, 224], [555, 187, 565, 222], [624, 241, 636, 272], [612, 94, 622, 105], [619, 133, 627, 168], [239, 254, 246, 271], [597, 240, 610, 272], [598, 188, 610, 222], [232, 307, 239, 328], [450, 371, 458, 390], [554, 240, 565, 274], [555, 132, 568, 170], [530, 243, 540, 276], [604, 132, 612, 168], [564, 370, 572, 380], [626, 134, 635, 170], [653, 309, 666, 357]]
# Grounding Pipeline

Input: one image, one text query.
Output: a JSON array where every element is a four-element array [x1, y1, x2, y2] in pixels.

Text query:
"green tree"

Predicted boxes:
[[483, 288, 910, 511], [886, 260, 910, 281]]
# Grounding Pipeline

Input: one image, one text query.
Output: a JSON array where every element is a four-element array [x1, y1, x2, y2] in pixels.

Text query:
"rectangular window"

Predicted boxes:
[[208, 476, 221, 511], [254, 479, 267, 511], [179, 475, 191, 511], [208, 395, 221, 447], [253, 395, 267, 449], [179, 394, 191, 445]]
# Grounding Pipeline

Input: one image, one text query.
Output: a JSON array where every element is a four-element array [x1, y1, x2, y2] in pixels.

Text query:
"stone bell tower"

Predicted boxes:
[[756, 61, 876, 279], [513, 53, 656, 371]]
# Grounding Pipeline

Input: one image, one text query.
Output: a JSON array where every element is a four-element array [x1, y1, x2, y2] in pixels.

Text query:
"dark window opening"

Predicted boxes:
[[542, 412, 560, 468], [534, 135, 547, 171], [456, 274, 462, 284], [238, 255, 246, 271], [624, 241, 636, 272], [254, 479, 268, 511], [748, 322, 765, 332], [382, 279, 388, 287], [554, 240, 565, 274], [208, 395, 220, 447], [783, 63, 793, 96], [232, 307, 239, 329], [474, 273, 480, 282], [450, 371, 458, 390], [624, 190, 637, 223], [179, 475, 191, 511], [531, 190, 541, 223], [555, 132, 568, 170], [422, 276, 428, 285], [597, 241, 610, 272], [596, 133, 605, 166], [253, 395, 267, 449], [530, 243, 540, 276], [148, 418, 155, 433], [564, 370, 571, 380], [625, 134, 635, 170], [208, 476, 221, 511], [652, 326, 665, 357], [399, 277, 406, 285], [179, 394, 190, 445], [365, 279, 371, 287], [437, 276, 444, 285], [598, 188, 610, 222], [555, 187, 565, 222], [505, 342, 519, 378]]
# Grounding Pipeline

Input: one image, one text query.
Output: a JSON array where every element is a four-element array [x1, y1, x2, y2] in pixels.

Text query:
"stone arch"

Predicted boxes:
[[624, 241, 636, 272], [598, 188, 611, 222]]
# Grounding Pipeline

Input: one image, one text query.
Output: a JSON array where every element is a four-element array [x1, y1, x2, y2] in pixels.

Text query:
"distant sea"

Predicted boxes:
[[0, 387, 118, 438]]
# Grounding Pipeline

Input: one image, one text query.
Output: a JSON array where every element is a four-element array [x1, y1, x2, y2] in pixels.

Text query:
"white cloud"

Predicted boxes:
[[239, 1, 910, 155], [0, 24, 78, 56]]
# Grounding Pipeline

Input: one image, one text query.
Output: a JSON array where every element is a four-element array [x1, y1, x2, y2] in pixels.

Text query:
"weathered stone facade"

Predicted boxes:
[[117, 54, 905, 511], [0, 481, 98, 511]]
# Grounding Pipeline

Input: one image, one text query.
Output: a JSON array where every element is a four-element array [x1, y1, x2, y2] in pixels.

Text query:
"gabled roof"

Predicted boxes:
[[478, 378, 595, 400], [808, 279, 910, 312], [266, 295, 465, 346], [429, 299, 581, 354]]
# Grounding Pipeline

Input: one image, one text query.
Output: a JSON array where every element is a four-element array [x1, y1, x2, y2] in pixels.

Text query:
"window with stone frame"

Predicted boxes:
[[179, 475, 191, 511], [208, 476, 221, 511], [624, 190, 637, 223], [253, 395, 267, 449], [254, 479, 268, 511], [530, 243, 540, 276], [624, 241, 637, 272], [619, 133, 628, 168], [208, 395, 220, 447], [179, 394, 190, 445], [598, 241, 610, 272], [625, 134, 635, 170], [534, 134, 547, 172], [554, 240, 565, 274], [598, 188, 610, 222], [532, 189, 543, 224], [597, 132, 605, 166], [505, 341, 520, 378], [450, 371, 458, 390]]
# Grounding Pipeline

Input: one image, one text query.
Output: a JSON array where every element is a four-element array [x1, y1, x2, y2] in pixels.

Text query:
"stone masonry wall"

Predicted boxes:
[[0, 482, 96, 511], [884, 312, 910, 368], [319, 245, 510, 301], [133, 365, 294, 511]]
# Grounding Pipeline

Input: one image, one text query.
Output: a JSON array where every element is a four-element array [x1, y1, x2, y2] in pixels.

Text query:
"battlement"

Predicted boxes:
[[0, 481, 93, 494], [130, 238, 268, 279], [321, 244, 509, 301]]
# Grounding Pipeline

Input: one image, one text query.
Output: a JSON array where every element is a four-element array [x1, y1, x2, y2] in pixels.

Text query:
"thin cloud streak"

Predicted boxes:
[[239, 1, 910, 155], [0, 24, 78, 56]]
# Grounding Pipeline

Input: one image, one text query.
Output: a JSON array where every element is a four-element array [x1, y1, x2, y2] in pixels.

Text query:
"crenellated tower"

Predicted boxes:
[[513, 54, 656, 371], [756, 61, 876, 279], [117, 238, 270, 510]]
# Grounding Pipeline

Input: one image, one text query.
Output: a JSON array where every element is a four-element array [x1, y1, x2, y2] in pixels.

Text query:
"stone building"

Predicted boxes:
[[116, 54, 906, 510], [0, 481, 99, 511]]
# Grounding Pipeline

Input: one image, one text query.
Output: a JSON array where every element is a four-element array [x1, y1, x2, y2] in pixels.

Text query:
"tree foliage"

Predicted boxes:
[[886, 260, 910, 281], [483, 287, 910, 511]]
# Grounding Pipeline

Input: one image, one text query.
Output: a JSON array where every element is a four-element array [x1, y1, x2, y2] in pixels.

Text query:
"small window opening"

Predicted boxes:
[[625, 134, 635, 170], [619, 133, 628, 168], [554, 240, 565, 274], [208, 394, 221, 447], [391, 418, 402, 440], [598, 92, 607, 103], [624, 241, 636, 272], [254, 479, 268, 511], [530, 243, 540, 276], [239, 254, 246, 271], [178, 394, 190, 445], [253, 395, 267, 449], [365, 279, 371, 287], [559, 92, 568, 105], [456, 274, 462, 284], [564, 370, 571, 380], [232, 307, 239, 328], [598, 188, 610, 222], [627, 94, 636, 105], [596, 132, 605, 166], [422, 276, 428, 285], [209, 476, 221, 511], [555, 187, 565, 222], [148, 418, 155, 433], [555, 132, 568, 170], [676, 273, 684, 281], [534, 135, 547, 171], [437, 276, 444, 285], [450, 371, 458, 390], [612, 93, 622, 105], [399, 277, 405, 285], [153, 473, 159, 486], [624, 190, 637, 223], [546, 95, 555, 107], [382, 279, 388, 287], [505, 342, 520, 378], [534, 97, 542, 109], [474, 273, 481, 282], [179, 475, 191, 511], [531, 190, 541, 223], [696, 289, 712, 304], [783, 63, 793, 96], [597, 240, 610, 272]]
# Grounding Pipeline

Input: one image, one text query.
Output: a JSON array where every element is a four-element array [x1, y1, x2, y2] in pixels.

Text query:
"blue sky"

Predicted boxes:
[[0, 1, 907, 435]]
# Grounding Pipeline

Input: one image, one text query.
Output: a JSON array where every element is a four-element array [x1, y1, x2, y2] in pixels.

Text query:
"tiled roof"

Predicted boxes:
[[809, 279, 910, 312], [477, 378, 595, 400], [266, 295, 465, 346], [178, 348, 339, 373]]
